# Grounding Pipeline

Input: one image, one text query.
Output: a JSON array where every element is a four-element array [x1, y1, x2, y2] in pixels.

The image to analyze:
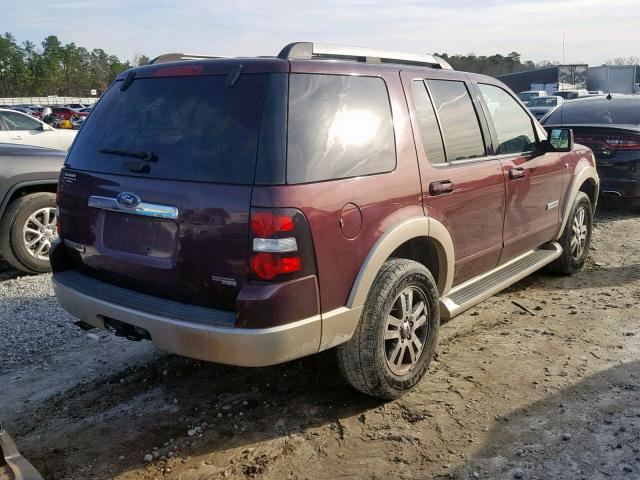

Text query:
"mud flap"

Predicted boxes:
[[0, 430, 43, 480]]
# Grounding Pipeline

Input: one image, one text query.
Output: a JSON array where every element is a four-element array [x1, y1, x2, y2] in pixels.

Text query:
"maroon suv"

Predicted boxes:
[[51, 42, 599, 399]]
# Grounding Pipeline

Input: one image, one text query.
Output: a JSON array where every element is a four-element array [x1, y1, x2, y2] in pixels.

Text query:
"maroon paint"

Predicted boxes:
[[54, 57, 597, 329]]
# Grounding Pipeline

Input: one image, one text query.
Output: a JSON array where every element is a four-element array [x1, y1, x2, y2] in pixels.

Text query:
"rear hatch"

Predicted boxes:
[[58, 60, 288, 310]]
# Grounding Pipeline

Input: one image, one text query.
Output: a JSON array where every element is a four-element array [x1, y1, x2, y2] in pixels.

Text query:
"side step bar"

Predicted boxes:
[[440, 243, 562, 320], [0, 429, 44, 480]]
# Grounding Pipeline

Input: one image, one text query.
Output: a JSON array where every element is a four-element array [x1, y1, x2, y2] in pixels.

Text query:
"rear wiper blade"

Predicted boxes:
[[99, 148, 157, 161]]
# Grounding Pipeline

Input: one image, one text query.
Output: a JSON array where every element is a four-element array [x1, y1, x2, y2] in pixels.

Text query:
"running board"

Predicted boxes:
[[440, 243, 562, 320], [0, 429, 44, 480]]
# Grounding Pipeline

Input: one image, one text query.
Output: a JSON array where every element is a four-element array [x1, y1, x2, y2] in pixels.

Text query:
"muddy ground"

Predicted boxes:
[[1, 208, 639, 480]]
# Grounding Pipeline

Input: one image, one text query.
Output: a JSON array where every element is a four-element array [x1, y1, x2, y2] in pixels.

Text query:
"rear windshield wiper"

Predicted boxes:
[[99, 148, 157, 162]]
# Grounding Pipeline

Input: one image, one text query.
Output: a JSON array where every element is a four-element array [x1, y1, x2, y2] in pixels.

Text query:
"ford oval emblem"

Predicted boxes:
[[116, 192, 142, 208]]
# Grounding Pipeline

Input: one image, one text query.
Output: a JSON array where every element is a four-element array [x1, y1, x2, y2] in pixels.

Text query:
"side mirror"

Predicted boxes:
[[543, 127, 573, 152]]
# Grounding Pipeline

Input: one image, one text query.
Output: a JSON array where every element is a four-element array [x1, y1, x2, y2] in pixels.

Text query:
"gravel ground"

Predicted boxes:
[[1, 208, 639, 480], [0, 267, 80, 368]]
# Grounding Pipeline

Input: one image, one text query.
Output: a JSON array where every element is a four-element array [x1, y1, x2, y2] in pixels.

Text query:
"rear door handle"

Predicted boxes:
[[11, 136, 22, 141], [429, 180, 454, 195], [509, 167, 525, 180]]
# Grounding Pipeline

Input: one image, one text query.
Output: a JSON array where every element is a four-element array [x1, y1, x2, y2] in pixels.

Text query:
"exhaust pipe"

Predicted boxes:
[[104, 317, 151, 341], [601, 190, 622, 197]]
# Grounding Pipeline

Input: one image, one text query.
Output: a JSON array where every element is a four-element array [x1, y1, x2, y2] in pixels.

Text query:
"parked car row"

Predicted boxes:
[[0, 108, 77, 150]]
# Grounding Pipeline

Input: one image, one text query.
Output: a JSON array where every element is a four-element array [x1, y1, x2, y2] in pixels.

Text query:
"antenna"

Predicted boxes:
[[562, 32, 565, 64]]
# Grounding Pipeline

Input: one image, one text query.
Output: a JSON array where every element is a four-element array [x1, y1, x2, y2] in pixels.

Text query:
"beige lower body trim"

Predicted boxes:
[[319, 305, 363, 351], [53, 277, 363, 367]]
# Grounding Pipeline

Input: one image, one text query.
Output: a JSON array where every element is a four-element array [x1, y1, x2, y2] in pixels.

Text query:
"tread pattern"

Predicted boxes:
[[337, 258, 440, 399], [549, 191, 592, 275]]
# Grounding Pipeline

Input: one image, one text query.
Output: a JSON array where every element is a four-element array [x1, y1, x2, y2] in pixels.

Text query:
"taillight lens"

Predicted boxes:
[[251, 253, 302, 280], [251, 212, 294, 238], [248, 208, 315, 282], [611, 134, 640, 151]]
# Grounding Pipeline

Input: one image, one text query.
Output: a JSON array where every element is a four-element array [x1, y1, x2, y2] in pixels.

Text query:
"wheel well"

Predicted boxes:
[[389, 237, 441, 292], [579, 178, 597, 207]]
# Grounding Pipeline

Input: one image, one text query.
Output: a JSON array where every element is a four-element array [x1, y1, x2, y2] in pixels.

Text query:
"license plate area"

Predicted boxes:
[[102, 211, 177, 259]]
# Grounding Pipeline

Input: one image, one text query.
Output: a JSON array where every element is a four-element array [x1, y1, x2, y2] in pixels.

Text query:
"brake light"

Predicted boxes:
[[251, 212, 294, 238], [251, 253, 301, 280], [611, 135, 640, 151], [249, 208, 315, 281]]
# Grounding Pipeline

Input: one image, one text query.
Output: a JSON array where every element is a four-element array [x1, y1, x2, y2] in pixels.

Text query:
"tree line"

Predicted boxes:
[[2, 32, 637, 97], [0, 33, 149, 97]]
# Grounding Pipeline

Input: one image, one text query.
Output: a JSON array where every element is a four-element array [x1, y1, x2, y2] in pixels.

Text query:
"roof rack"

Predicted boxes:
[[149, 52, 229, 65], [277, 42, 453, 70]]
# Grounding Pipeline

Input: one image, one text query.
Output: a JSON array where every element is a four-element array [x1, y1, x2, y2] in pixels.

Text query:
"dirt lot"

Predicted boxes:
[[1, 208, 639, 480]]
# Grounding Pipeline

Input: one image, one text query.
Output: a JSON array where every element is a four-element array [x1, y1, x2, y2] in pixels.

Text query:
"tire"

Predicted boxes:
[[549, 191, 593, 275], [0, 193, 57, 274], [337, 258, 440, 399]]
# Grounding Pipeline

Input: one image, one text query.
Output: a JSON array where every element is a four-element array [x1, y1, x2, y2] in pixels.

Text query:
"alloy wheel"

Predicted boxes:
[[22, 207, 58, 261], [384, 286, 429, 376], [570, 205, 588, 260]]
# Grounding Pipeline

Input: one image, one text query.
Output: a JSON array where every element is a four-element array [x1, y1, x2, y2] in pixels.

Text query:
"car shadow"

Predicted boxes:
[[16, 350, 384, 479], [0, 260, 22, 281], [450, 360, 640, 479]]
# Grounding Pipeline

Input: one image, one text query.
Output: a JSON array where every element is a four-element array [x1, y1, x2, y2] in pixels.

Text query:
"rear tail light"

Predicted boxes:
[[248, 208, 316, 281], [609, 134, 640, 151]]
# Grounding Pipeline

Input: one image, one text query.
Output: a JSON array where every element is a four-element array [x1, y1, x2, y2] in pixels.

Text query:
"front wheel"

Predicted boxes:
[[549, 191, 593, 275], [337, 258, 440, 399]]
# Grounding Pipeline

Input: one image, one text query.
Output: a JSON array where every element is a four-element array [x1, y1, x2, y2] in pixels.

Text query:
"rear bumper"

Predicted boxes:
[[52, 271, 362, 367]]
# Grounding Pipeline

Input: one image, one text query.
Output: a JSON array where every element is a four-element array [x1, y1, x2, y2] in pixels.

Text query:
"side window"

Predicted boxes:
[[411, 81, 446, 164], [425, 79, 485, 161], [1, 111, 41, 131], [478, 84, 536, 155], [287, 74, 396, 184]]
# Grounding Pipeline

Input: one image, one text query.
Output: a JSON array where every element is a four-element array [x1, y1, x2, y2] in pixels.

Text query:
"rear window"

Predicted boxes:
[[66, 74, 269, 184], [286, 74, 396, 184], [544, 99, 640, 126]]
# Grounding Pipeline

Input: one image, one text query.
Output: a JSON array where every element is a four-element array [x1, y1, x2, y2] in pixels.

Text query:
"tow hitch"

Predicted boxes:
[[0, 428, 44, 480]]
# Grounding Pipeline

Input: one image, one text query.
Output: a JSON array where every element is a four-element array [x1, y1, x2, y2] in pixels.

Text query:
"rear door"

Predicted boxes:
[[475, 82, 564, 261], [402, 71, 506, 285], [58, 69, 278, 311]]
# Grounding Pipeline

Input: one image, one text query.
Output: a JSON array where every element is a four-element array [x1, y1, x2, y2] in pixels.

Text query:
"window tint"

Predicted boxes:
[[544, 99, 640, 126], [479, 84, 536, 155], [1, 111, 41, 131], [411, 81, 446, 164], [66, 74, 269, 184], [425, 80, 485, 161], [287, 74, 396, 184]]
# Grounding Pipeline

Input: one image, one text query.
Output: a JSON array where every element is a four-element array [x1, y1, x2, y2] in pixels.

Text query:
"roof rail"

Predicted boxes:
[[149, 52, 229, 65], [277, 42, 453, 70]]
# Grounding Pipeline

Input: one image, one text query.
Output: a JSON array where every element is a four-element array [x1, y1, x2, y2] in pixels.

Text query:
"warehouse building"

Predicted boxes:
[[496, 65, 588, 94]]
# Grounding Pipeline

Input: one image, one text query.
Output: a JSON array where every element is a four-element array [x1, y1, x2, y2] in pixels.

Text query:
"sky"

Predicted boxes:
[[2, 0, 639, 66]]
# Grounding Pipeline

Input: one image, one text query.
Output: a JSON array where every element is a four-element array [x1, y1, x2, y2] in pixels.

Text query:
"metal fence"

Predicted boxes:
[[0, 97, 98, 106]]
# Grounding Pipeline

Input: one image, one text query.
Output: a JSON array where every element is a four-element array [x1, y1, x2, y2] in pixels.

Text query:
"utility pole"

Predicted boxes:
[[562, 32, 565, 65]]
